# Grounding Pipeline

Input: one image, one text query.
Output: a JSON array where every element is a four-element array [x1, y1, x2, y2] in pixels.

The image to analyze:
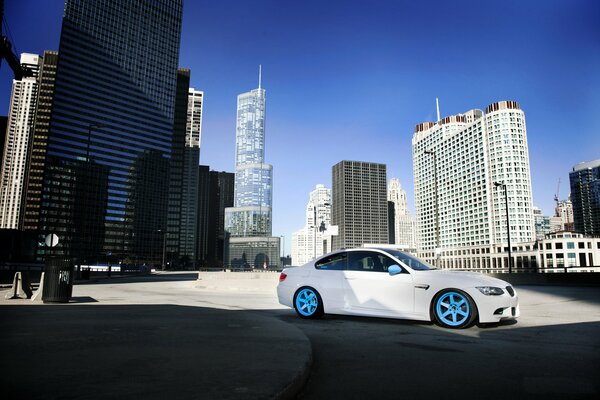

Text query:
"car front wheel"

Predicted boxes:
[[433, 289, 477, 329], [294, 287, 324, 319]]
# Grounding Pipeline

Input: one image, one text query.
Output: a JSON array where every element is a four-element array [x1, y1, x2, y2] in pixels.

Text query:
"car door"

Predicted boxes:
[[342, 250, 414, 317], [310, 252, 347, 312]]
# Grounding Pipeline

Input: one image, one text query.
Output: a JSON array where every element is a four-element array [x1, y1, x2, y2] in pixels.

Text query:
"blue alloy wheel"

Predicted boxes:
[[294, 287, 323, 319], [434, 291, 475, 328]]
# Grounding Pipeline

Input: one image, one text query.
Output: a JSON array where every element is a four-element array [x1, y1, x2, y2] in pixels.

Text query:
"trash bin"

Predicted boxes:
[[42, 258, 74, 303]]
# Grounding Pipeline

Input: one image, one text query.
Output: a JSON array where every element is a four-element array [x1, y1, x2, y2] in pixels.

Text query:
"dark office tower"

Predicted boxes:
[[166, 68, 190, 267], [0, 116, 6, 172], [332, 160, 389, 250], [197, 167, 235, 268], [22, 51, 58, 232], [388, 201, 396, 245], [570, 160, 600, 235], [37, 0, 183, 264]]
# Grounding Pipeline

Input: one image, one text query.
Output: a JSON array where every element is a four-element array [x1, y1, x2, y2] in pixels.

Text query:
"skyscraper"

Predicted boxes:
[[178, 88, 203, 260], [32, 0, 184, 264], [0, 53, 41, 229], [387, 178, 415, 249], [412, 100, 535, 266], [291, 184, 332, 265], [332, 160, 388, 250], [198, 167, 234, 268], [224, 69, 280, 268], [569, 159, 600, 235], [22, 51, 58, 232]]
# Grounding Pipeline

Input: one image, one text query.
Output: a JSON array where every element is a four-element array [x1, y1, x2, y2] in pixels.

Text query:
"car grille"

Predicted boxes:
[[506, 286, 515, 297]]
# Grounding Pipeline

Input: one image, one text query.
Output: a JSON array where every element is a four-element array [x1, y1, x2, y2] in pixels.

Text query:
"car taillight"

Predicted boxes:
[[279, 273, 287, 282]]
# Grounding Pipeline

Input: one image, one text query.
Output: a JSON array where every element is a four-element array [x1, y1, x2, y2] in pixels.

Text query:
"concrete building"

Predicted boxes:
[[412, 101, 535, 266], [387, 178, 415, 249], [291, 184, 333, 265], [570, 159, 600, 236], [224, 69, 280, 268], [555, 198, 574, 232], [0, 53, 41, 229], [30, 0, 184, 265], [332, 160, 388, 250]]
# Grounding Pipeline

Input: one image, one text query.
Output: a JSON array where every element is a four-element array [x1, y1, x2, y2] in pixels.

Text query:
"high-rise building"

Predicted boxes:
[[387, 177, 415, 250], [177, 88, 203, 260], [22, 51, 58, 232], [224, 69, 280, 268], [332, 160, 388, 250], [31, 0, 184, 264], [198, 167, 234, 267], [555, 198, 574, 232], [412, 101, 535, 266], [569, 159, 600, 235], [291, 184, 332, 265], [0, 53, 41, 229]]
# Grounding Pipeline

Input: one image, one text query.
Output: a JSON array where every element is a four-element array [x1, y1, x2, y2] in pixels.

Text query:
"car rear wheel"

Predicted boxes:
[[433, 289, 477, 329], [294, 287, 324, 319]]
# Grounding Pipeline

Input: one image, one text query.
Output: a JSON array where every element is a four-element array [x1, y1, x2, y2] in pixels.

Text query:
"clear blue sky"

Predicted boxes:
[[2, 0, 599, 255]]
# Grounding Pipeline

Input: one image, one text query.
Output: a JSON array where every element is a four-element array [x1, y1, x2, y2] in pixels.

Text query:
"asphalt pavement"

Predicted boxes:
[[1, 272, 599, 400], [0, 273, 310, 400]]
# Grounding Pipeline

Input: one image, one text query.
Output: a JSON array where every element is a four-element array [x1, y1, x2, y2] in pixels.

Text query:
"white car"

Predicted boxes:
[[277, 248, 520, 328]]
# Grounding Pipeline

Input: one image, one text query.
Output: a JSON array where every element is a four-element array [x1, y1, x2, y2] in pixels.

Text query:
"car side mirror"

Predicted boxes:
[[388, 265, 402, 276]]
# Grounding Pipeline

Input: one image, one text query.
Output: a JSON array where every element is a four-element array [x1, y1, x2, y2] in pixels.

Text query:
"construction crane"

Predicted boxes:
[[553, 178, 561, 216], [1, 0, 33, 80]]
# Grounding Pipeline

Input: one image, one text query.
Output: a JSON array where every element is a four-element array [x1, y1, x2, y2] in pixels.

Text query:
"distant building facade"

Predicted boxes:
[[332, 160, 388, 250], [291, 184, 332, 265], [570, 160, 600, 236], [387, 178, 415, 250], [0, 53, 41, 229], [412, 101, 535, 267], [224, 72, 280, 268]]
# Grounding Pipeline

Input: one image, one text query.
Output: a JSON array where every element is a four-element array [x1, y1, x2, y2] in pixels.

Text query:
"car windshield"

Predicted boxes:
[[378, 249, 436, 271]]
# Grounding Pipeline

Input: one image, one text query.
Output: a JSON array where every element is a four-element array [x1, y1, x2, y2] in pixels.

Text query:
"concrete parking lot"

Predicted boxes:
[[1, 272, 599, 399]]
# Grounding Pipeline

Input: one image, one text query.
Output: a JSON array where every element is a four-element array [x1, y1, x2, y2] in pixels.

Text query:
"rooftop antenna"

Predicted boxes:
[[258, 64, 262, 89], [436, 97, 441, 122]]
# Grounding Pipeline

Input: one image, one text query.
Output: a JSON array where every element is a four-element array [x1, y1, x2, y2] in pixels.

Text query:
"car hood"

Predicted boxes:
[[413, 269, 511, 288]]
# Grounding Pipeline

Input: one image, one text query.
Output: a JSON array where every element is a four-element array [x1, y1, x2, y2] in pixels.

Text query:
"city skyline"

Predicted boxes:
[[2, 1, 599, 255]]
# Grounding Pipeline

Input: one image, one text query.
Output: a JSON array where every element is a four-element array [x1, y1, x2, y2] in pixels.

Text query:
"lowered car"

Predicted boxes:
[[277, 248, 519, 328]]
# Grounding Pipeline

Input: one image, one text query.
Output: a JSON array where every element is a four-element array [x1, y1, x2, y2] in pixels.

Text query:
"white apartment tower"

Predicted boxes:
[[387, 178, 416, 249], [0, 53, 42, 229], [291, 184, 332, 265], [412, 101, 535, 265]]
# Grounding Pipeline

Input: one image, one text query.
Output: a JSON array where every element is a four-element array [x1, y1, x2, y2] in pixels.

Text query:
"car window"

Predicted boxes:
[[347, 251, 393, 272], [380, 249, 434, 271], [315, 252, 347, 270]]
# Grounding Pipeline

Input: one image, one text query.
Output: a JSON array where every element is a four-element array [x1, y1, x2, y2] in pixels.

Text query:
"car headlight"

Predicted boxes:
[[476, 286, 504, 296]]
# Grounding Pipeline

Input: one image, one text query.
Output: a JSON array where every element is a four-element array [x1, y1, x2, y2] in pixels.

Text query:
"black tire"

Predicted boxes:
[[293, 287, 324, 319], [431, 289, 477, 329]]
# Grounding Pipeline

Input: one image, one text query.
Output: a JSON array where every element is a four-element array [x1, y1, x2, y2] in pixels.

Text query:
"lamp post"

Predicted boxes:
[[312, 202, 330, 260], [424, 150, 440, 267], [494, 182, 512, 273], [157, 229, 166, 270], [280, 235, 285, 267]]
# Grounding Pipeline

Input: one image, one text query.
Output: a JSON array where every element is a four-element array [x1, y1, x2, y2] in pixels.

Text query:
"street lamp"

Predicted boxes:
[[424, 150, 440, 267], [280, 235, 285, 266], [312, 202, 330, 260], [86, 123, 106, 161], [157, 229, 166, 271], [494, 182, 512, 273]]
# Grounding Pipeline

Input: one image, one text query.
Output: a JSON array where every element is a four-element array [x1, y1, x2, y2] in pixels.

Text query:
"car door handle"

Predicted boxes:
[[344, 277, 356, 280]]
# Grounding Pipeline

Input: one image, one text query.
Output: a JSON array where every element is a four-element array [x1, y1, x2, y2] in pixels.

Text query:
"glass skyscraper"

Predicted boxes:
[[33, 0, 184, 265], [224, 70, 280, 268]]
